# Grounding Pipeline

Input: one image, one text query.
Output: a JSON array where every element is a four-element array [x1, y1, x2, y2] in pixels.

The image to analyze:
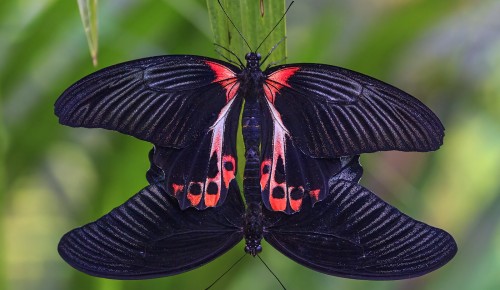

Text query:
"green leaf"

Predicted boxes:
[[77, 0, 99, 66], [206, 0, 286, 65]]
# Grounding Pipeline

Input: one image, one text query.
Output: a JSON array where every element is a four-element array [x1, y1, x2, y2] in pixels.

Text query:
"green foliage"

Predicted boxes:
[[2, 0, 500, 290], [77, 0, 99, 66]]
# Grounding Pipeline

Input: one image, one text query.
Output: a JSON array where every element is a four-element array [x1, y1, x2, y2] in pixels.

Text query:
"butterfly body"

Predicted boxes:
[[240, 53, 265, 203]]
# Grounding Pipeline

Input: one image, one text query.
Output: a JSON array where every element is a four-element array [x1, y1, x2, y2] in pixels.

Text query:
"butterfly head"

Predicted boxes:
[[245, 52, 261, 70], [244, 243, 262, 257]]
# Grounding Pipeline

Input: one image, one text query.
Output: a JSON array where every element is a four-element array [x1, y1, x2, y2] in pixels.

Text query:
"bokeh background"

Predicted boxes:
[[2, 0, 500, 289]]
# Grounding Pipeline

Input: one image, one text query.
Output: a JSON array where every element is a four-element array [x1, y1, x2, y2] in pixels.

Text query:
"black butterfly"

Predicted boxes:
[[56, 0, 457, 277], [55, 50, 456, 280]]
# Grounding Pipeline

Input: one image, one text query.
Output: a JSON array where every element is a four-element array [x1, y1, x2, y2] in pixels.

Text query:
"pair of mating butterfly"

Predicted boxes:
[[56, 2, 456, 283]]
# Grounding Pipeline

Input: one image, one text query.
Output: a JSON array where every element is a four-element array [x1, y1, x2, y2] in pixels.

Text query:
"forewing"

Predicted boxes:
[[263, 179, 457, 279], [58, 179, 244, 279], [55, 55, 240, 148], [263, 64, 444, 158]]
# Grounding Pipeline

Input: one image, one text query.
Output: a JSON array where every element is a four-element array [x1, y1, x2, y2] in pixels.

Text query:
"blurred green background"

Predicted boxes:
[[2, 0, 500, 289]]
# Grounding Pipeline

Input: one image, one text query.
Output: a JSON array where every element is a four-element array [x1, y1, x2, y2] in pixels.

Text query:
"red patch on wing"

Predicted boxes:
[[264, 67, 300, 103], [309, 189, 320, 202], [172, 183, 184, 197], [289, 186, 304, 212], [289, 198, 302, 212], [205, 61, 240, 101], [187, 182, 203, 206], [222, 155, 236, 188], [270, 187, 287, 212], [204, 187, 219, 207], [187, 193, 202, 207], [260, 160, 271, 190]]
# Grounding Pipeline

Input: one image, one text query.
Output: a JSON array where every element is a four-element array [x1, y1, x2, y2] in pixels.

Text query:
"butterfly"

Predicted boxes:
[[55, 50, 456, 280], [55, 3, 456, 281]]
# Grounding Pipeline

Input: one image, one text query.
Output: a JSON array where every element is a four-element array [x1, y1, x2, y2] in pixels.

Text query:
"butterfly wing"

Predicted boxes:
[[259, 110, 359, 213], [263, 159, 457, 279], [58, 150, 244, 279], [258, 64, 444, 213], [55, 56, 242, 209], [262, 64, 445, 158]]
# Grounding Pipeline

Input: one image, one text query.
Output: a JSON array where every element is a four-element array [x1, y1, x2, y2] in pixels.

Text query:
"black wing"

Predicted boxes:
[[55, 55, 243, 210], [262, 64, 444, 158], [259, 104, 361, 213], [58, 153, 244, 279], [55, 55, 240, 148], [263, 161, 456, 279]]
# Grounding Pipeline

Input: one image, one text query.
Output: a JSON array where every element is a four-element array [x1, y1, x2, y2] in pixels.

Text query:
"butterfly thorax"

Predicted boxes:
[[244, 202, 263, 256]]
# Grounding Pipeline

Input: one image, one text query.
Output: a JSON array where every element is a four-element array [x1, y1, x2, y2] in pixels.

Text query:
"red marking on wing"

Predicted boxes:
[[205, 61, 240, 101], [289, 197, 302, 212], [264, 67, 300, 103], [222, 155, 236, 188], [260, 160, 271, 190], [289, 186, 304, 212], [264, 97, 297, 212], [270, 189, 287, 211], [204, 188, 219, 207], [187, 182, 203, 206], [309, 189, 320, 202], [172, 183, 184, 196], [187, 193, 202, 206], [170, 64, 238, 210], [190, 97, 236, 209]]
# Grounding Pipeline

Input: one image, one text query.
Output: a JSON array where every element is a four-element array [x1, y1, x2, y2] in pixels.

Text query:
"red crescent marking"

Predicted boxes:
[[205, 61, 240, 101], [264, 67, 300, 103]]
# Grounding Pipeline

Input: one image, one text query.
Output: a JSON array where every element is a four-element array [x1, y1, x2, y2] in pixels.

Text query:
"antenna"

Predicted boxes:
[[257, 255, 287, 290], [217, 0, 293, 55], [214, 43, 245, 68], [217, 0, 253, 52], [254, 1, 294, 53], [205, 253, 247, 290]]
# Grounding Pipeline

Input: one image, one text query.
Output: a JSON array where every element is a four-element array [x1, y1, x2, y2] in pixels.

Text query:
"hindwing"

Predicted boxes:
[[263, 177, 457, 280], [152, 94, 242, 210], [58, 151, 245, 279], [259, 96, 346, 214]]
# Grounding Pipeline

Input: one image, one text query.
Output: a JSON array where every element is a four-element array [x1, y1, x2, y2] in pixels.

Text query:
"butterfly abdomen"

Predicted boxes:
[[244, 202, 263, 256]]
